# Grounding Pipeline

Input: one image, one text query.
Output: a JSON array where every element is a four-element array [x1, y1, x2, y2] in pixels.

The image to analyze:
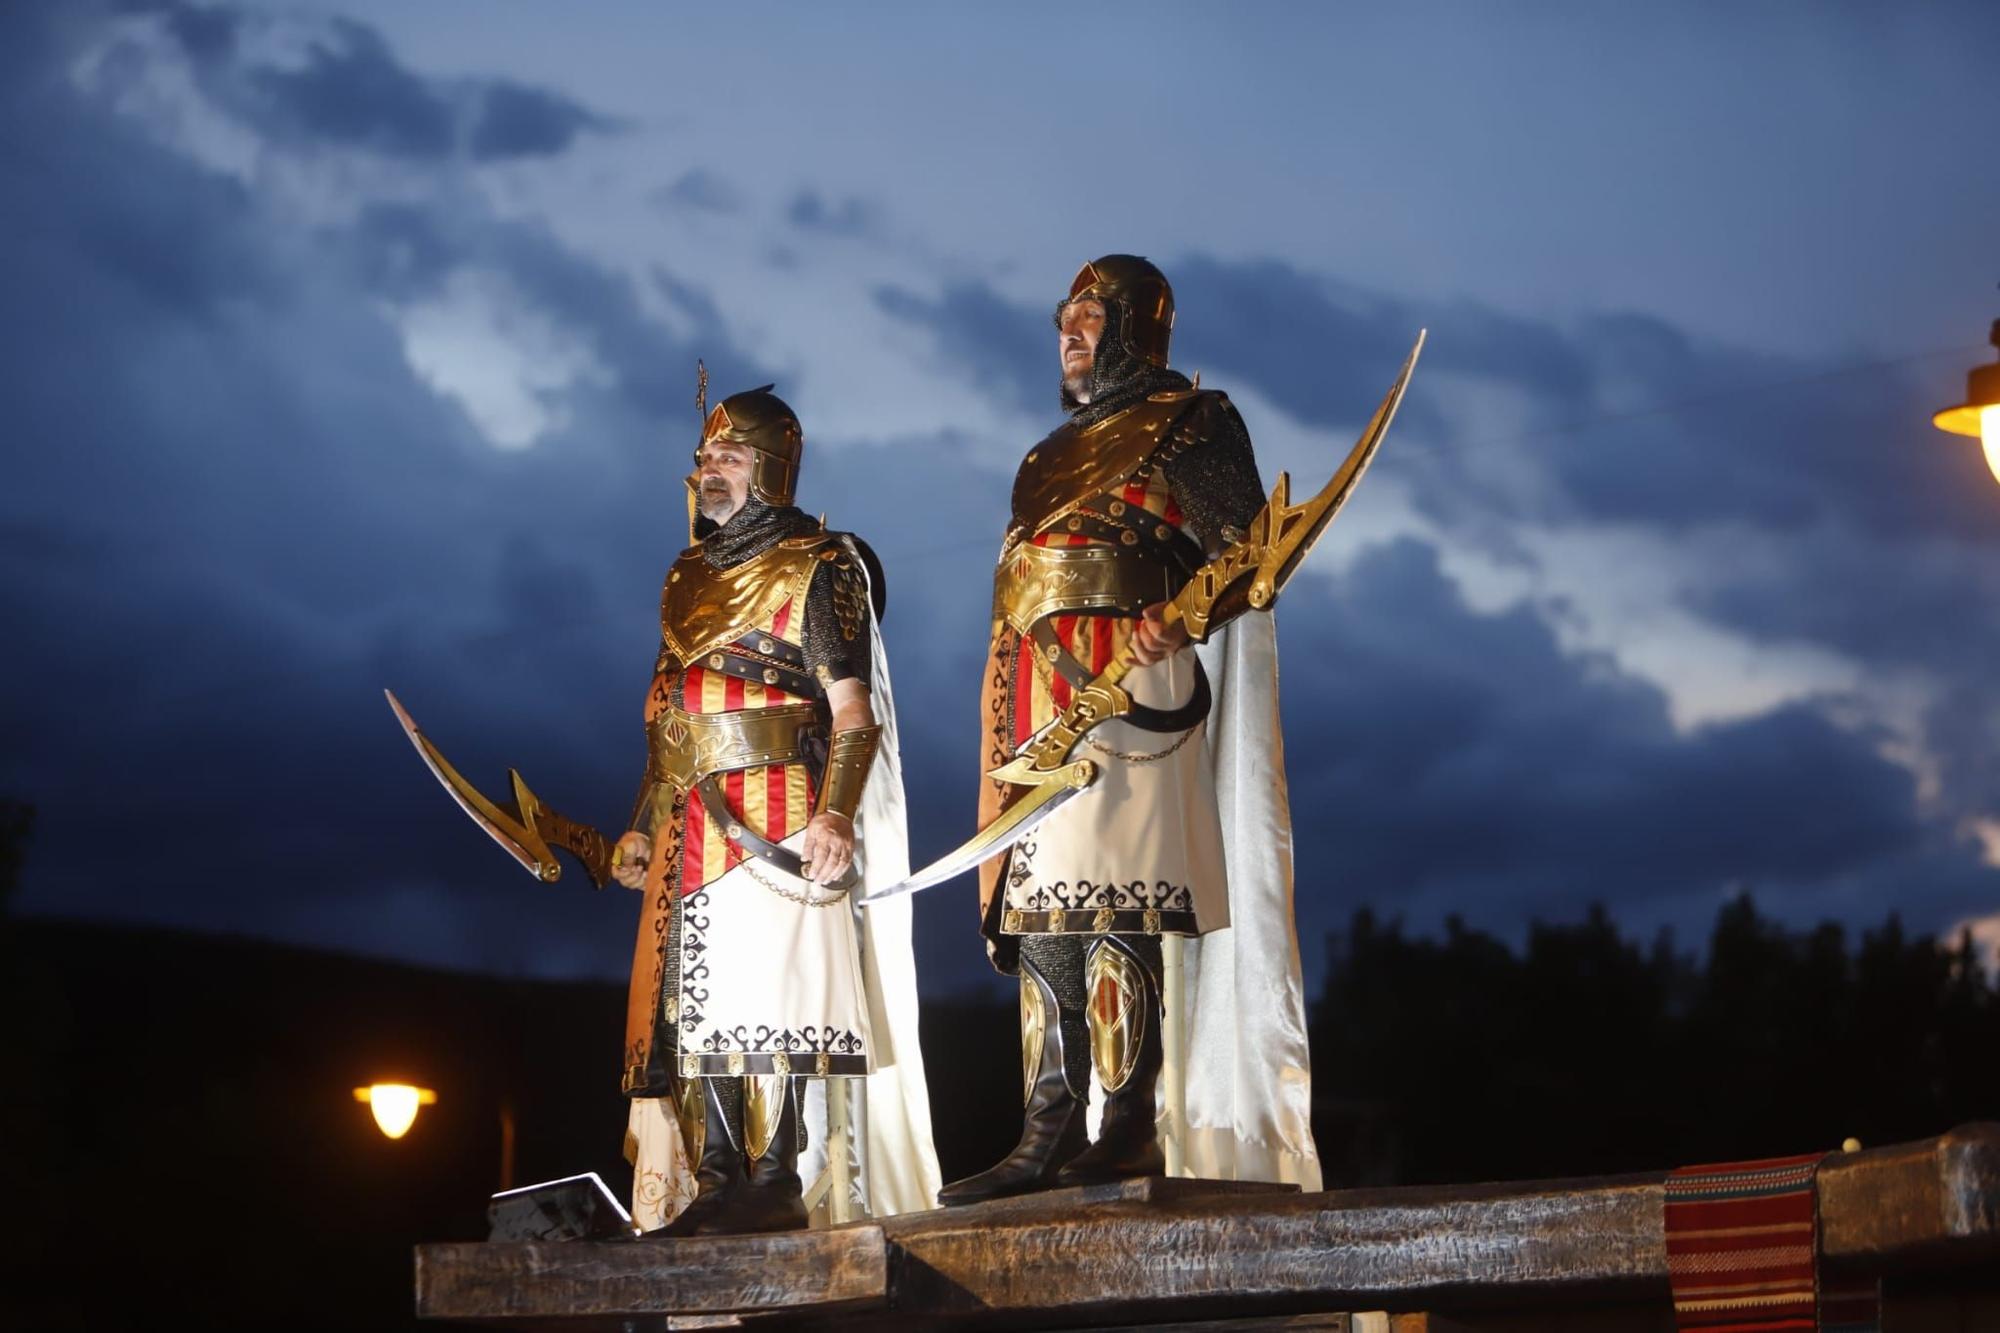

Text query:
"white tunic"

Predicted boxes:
[[1002, 647, 1229, 935]]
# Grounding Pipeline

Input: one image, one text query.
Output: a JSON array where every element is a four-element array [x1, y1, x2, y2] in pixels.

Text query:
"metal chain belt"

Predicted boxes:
[[739, 853, 853, 908], [1082, 723, 1198, 765]]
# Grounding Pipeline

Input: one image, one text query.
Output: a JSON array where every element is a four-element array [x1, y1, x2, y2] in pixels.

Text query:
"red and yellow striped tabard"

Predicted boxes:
[[1007, 469, 1186, 745], [644, 594, 816, 894]]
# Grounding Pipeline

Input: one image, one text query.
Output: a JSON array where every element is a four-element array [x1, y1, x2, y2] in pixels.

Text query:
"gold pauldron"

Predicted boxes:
[[650, 702, 822, 791], [813, 723, 883, 823], [992, 540, 1177, 635]]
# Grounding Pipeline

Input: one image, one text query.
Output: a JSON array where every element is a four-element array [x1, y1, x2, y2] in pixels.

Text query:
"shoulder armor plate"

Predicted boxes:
[[1008, 392, 1217, 547], [660, 533, 835, 665]]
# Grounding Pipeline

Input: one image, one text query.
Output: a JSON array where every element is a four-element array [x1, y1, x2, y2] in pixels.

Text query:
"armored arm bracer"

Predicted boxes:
[[813, 723, 883, 824]]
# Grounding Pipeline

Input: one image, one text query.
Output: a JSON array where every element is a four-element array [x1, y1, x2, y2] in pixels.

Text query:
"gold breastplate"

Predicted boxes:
[[659, 533, 836, 666], [1006, 391, 1201, 552]]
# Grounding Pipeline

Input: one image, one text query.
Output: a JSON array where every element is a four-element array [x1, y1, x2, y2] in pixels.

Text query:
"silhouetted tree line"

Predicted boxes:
[[1310, 895, 2000, 1188]]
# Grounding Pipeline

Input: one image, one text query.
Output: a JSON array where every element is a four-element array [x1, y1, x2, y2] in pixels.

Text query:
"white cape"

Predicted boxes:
[[1169, 613, 1322, 1190]]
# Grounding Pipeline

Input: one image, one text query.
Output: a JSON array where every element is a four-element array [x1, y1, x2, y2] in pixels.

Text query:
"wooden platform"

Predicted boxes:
[[415, 1124, 2000, 1331]]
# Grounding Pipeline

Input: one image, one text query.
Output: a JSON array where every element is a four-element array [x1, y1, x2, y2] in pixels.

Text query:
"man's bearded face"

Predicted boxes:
[[1058, 298, 1106, 404], [694, 440, 753, 524]]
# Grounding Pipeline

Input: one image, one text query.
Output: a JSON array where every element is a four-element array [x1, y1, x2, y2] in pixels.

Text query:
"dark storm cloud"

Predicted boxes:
[[1276, 539, 1934, 938], [653, 168, 742, 214], [469, 81, 611, 160], [786, 189, 878, 237], [0, 2, 761, 978], [883, 257, 2000, 545], [874, 283, 1048, 417], [137, 0, 610, 162]]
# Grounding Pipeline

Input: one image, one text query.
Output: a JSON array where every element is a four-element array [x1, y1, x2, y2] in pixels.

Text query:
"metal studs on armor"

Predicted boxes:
[[1066, 516, 1083, 531], [1155, 524, 1172, 541], [757, 637, 775, 653], [1004, 908, 1025, 933], [1093, 907, 1115, 933], [727, 823, 744, 840], [815, 1053, 830, 1075], [1048, 908, 1067, 933], [763, 668, 779, 684], [709, 654, 725, 668], [1143, 909, 1163, 935], [727, 1052, 746, 1076], [772, 1051, 790, 1076], [1108, 500, 1127, 516], [1120, 530, 1138, 546]]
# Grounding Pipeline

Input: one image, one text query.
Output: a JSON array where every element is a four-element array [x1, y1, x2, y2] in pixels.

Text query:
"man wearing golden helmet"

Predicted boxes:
[[613, 383, 938, 1235], [941, 256, 1321, 1203]]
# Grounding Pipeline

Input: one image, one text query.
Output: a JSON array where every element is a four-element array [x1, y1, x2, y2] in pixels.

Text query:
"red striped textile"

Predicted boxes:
[[1664, 1153, 1879, 1332]]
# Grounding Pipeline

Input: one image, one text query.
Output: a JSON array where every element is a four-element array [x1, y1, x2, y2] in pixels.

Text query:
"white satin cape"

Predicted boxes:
[[1167, 613, 1323, 1190]]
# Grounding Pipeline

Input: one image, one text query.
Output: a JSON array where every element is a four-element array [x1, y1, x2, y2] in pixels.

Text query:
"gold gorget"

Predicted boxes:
[[659, 533, 838, 666], [1004, 391, 1201, 554]]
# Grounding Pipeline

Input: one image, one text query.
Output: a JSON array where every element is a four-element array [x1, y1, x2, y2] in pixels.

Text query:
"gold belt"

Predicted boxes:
[[992, 540, 1177, 635], [648, 702, 822, 790]]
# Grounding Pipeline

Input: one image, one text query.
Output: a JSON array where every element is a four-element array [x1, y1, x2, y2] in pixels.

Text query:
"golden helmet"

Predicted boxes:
[[698, 384, 803, 506], [1066, 255, 1175, 369]]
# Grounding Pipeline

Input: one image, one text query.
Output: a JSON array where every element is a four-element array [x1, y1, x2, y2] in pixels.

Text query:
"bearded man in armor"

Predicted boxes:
[[939, 257, 1322, 1204], [611, 385, 938, 1235]]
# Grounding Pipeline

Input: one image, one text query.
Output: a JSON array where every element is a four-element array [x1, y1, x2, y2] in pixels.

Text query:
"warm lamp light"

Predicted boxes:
[[353, 1083, 438, 1139], [1983, 405, 2000, 489], [1933, 319, 2000, 487]]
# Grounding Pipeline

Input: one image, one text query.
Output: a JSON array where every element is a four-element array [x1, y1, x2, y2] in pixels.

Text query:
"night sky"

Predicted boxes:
[[6, 0, 2000, 999]]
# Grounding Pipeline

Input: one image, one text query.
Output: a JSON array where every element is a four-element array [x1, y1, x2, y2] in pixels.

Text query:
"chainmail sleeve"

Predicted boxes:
[[1164, 394, 1268, 554], [802, 546, 874, 693]]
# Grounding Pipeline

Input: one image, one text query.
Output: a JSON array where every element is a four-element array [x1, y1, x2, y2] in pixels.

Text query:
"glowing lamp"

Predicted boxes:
[[353, 1083, 438, 1139], [1932, 319, 2000, 487]]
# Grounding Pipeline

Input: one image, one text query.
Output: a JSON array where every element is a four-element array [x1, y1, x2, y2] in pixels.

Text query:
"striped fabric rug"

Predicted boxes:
[[1664, 1152, 1880, 1332]]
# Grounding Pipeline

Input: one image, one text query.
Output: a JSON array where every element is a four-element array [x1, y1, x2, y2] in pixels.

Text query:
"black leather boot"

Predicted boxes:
[[1057, 936, 1165, 1186], [938, 951, 1089, 1205], [731, 1076, 809, 1234], [648, 1077, 748, 1237]]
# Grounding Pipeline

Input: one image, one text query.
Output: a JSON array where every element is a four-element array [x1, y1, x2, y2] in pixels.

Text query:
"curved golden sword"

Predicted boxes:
[[384, 689, 614, 890]]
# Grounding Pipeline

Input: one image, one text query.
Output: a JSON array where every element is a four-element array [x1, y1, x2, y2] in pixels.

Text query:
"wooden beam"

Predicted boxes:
[[414, 1225, 886, 1321]]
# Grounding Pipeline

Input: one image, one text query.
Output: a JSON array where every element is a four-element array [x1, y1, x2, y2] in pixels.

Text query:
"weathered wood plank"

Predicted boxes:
[[414, 1226, 886, 1320], [885, 1175, 1668, 1319], [1819, 1123, 2000, 1266], [892, 1176, 1298, 1230]]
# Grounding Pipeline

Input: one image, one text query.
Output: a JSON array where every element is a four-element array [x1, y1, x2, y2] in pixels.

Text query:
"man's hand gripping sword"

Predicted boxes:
[[868, 330, 1426, 904], [384, 689, 616, 889]]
